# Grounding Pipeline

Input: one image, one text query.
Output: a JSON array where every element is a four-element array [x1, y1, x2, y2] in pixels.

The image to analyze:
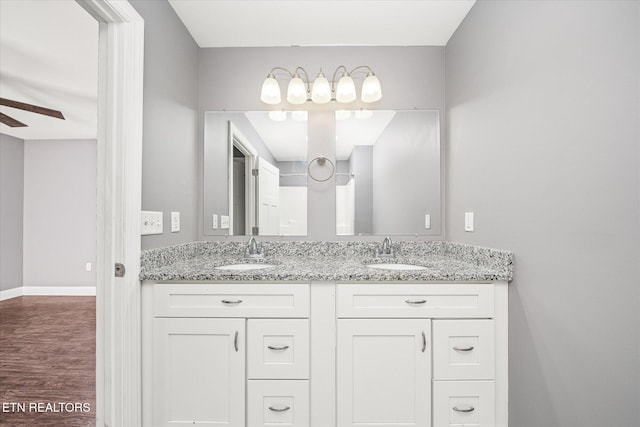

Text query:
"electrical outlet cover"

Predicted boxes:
[[171, 211, 180, 232]]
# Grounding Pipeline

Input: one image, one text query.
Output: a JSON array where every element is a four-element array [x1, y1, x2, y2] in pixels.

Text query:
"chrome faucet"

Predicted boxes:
[[245, 236, 265, 259], [375, 236, 396, 258]]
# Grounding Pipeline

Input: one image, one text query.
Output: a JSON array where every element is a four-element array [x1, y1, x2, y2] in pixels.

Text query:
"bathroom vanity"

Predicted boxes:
[[140, 241, 512, 427]]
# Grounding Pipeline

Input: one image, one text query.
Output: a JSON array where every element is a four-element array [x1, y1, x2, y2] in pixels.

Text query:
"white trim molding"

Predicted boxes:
[[75, 2, 144, 426], [0, 286, 97, 301], [24, 286, 97, 296], [0, 287, 23, 301]]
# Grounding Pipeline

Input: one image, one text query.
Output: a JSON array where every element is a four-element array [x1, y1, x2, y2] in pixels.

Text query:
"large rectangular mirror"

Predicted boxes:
[[335, 110, 441, 236], [203, 111, 308, 236]]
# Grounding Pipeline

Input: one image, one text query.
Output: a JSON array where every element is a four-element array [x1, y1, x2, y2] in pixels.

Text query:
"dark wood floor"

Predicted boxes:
[[0, 296, 96, 426]]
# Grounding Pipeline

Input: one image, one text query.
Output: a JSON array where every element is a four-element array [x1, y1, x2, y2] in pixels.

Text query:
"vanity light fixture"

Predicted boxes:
[[260, 65, 382, 105]]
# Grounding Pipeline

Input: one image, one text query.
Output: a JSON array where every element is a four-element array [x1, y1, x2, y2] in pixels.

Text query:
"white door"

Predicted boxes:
[[257, 157, 279, 235], [337, 319, 431, 427], [153, 318, 245, 427]]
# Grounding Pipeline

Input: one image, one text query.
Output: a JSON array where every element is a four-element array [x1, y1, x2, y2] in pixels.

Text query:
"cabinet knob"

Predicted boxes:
[[268, 405, 291, 412], [453, 346, 475, 352], [234, 331, 239, 352], [405, 299, 427, 305], [422, 331, 427, 353], [222, 299, 243, 305], [453, 405, 475, 413]]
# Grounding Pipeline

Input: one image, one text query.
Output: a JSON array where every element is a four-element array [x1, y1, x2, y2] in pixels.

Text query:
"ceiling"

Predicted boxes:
[[168, 0, 476, 47], [0, 0, 98, 140], [0, 1, 474, 140]]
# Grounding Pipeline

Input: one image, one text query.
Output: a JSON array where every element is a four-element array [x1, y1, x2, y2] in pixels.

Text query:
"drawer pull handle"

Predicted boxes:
[[453, 346, 475, 352], [453, 405, 475, 413], [222, 299, 243, 305], [405, 299, 427, 305], [234, 331, 238, 352], [268, 405, 291, 412], [267, 345, 290, 351], [422, 331, 426, 353]]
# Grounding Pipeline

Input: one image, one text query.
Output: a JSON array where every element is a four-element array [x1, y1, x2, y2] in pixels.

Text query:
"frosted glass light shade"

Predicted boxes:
[[311, 73, 332, 104], [336, 74, 356, 103], [287, 74, 308, 105], [260, 74, 281, 105], [361, 72, 382, 103]]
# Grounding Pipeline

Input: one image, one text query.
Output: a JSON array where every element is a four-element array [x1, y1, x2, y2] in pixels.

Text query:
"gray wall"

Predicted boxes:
[[22, 140, 97, 287], [203, 111, 275, 235], [0, 133, 24, 292], [372, 111, 441, 235], [130, 0, 200, 250], [199, 46, 445, 240], [445, 1, 640, 426]]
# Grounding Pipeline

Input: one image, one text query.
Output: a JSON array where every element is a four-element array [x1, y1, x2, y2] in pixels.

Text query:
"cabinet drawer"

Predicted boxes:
[[433, 320, 495, 380], [248, 319, 309, 379], [247, 380, 309, 427], [154, 283, 309, 318], [337, 284, 494, 318], [433, 381, 495, 427]]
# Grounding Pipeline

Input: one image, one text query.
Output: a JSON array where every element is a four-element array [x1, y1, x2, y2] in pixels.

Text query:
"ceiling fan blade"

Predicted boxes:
[[0, 112, 27, 127], [0, 98, 65, 120]]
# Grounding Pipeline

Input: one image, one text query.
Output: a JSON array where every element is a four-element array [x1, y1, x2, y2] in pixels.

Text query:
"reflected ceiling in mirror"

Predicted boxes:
[[203, 111, 308, 237], [335, 109, 441, 236]]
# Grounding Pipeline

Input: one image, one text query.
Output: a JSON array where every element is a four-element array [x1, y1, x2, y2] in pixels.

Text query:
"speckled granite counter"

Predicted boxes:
[[140, 241, 513, 282]]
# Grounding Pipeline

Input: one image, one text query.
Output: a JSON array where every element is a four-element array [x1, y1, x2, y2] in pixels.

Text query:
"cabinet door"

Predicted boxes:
[[153, 318, 245, 427], [337, 319, 431, 427]]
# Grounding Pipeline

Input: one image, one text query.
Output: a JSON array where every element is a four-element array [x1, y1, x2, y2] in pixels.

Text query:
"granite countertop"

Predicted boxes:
[[140, 241, 513, 282]]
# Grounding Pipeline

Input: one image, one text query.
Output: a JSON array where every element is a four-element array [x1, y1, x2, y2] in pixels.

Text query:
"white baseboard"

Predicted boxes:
[[0, 287, 23, 301], [0, 286, 96, 301]]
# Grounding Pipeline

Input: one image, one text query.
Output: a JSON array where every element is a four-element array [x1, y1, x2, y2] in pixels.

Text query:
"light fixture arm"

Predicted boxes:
[[329, 65, 374, 91], [293, 66, 312, 94], [330, 65, 349, 92], [347, 65, 374, 76], [268, 66, 295, 78], [267, 66, 312, 95]]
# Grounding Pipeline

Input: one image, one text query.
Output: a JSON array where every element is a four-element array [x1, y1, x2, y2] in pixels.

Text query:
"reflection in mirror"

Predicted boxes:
[[204, 111, 308, 236], [335, 110, 441, 236]]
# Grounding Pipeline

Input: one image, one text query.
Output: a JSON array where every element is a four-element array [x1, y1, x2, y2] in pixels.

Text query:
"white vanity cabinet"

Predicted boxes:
[[337, 319, 432, 426], [335, 283, 507, 427], [143, 282, 311, 427], [153, 317, 246, 427], [142, 280, 508, 427]]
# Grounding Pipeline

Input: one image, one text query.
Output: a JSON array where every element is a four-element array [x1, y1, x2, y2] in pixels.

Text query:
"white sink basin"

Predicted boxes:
[[366, 263, 427, 271], [215, 263, 275, 271]]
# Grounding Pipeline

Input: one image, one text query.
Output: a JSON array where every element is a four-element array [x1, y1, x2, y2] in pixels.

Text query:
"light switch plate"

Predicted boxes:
[[212, 214, 218, 229], [171, 211, 180, 232], [141, 211, 163, 235], [221, 215, 230, 229], [424, 213, 431, 229], [465, 212, 474, 232], [85, 262, 92, 272]]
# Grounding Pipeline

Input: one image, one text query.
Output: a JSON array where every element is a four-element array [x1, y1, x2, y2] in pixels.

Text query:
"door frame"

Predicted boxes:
[[228, 120, 257, 235], [75, 1, 144, 426]]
